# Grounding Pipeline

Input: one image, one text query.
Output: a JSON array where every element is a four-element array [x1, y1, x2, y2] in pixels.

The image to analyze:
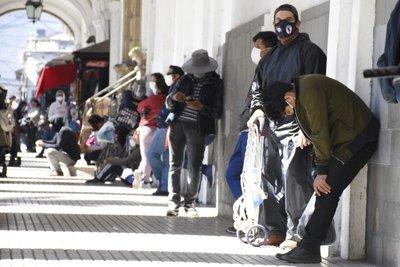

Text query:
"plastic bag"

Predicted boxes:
[[97, 121, 115, 144], [198, 174, 208, 204]]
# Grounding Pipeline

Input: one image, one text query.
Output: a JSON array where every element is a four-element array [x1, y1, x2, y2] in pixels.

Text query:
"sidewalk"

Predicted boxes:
[[0, 154, 375, 267]]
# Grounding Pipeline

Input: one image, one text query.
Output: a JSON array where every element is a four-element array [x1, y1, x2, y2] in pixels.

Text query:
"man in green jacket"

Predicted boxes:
[[263, 74, 379, 263]]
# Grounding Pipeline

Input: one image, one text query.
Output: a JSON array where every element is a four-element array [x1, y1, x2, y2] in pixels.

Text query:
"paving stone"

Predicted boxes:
[[0, 155, 375, 266]]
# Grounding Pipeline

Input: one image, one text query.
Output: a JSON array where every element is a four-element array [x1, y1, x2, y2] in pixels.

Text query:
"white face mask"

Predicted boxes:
[[165, 75, 173, 86], [11, 101, 19, 110], [56, 96, 63, 103], [251, 47, 262, 65], [149, 81, 157, 95]]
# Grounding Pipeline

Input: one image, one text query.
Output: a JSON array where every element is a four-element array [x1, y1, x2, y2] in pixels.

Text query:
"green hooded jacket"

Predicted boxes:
[[294, 74, 380, 174]]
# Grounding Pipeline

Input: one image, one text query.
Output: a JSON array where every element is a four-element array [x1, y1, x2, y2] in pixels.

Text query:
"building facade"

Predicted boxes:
[[20, 29, 75, 99], [141, 0, 400, 266], [0, 0, 399, 265]]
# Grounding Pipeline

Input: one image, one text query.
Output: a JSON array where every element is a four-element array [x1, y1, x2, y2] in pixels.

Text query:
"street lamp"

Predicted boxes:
[[25, 0, 43, 23]]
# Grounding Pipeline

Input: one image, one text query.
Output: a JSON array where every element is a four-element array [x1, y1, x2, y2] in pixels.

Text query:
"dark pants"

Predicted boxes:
[[300, 141, 378, 252], [10, 130, 20, 161], [168, 121, 205, 206], [95, 164, 123, 182], [84, 150, 102, 165], [263, 119, 315, 237], [225, 131, 248, 199]]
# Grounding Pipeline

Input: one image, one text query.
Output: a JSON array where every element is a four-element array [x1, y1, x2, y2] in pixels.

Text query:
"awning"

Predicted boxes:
[[73, 40, 110, 60], [35, 63, 76, 98], [86, 60, 109, 68]]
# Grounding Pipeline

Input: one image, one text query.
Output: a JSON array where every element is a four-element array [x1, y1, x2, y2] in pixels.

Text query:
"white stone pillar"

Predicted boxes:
[[326, 0, 376, 260], [92, 19, 107, 43], [108, 1, 123, 84], [344, 0, 376, 260]]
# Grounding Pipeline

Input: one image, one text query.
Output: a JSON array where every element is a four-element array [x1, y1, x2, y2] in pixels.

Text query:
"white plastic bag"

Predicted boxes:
[[198, 174, 208, 204]]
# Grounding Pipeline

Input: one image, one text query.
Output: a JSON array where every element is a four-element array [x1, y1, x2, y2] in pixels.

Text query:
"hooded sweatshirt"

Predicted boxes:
[[251, 33, 326, 112], [48, 91, 68, 122]]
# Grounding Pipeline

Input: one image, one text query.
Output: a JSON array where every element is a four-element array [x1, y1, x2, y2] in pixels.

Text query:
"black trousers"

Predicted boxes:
[[168, 121, 205, 205], [84, 150, 102, 164], [300, 141, 378, 252]]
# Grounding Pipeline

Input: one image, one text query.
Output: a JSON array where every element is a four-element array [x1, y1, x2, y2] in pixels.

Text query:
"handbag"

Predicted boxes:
[[116, 107, 139, 130], [0, 110, 14, 132]]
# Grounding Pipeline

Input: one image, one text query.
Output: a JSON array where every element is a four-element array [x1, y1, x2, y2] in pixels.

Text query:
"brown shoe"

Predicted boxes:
[[266, 232, 285, 246]]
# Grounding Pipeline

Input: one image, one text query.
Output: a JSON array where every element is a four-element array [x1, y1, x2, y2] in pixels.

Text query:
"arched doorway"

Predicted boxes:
[[0, 10, 75, 99], [0, 0, 92, 47]]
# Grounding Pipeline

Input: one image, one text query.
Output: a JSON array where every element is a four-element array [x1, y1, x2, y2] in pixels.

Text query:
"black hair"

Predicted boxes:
[[151, 73, 169, 95], [252, 31, 278, 47], [262, 81, 294, 124], [274, 4, 299, 22], [88, 114, 105, 127], [168, 65, 184, 76], [31, 98, 40, 107], [52, 118, 65, 133]]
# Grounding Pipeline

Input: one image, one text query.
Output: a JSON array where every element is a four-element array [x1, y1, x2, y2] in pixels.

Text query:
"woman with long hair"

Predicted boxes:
[[132, 73, 168, 189]]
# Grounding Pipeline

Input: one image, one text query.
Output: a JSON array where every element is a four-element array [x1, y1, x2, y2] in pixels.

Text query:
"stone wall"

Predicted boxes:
[[366, 0, 400, 266], [216, 14, 265, 216]]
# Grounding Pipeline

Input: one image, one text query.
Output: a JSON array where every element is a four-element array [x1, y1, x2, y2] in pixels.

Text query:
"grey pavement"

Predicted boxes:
[[0, 154, 375, 267]]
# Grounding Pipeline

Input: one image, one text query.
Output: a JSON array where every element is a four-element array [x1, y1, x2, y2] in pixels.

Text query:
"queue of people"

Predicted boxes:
[[0, 3, 380, 264]]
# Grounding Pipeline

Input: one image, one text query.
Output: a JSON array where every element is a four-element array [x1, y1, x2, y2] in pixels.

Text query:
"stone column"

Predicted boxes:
[[108, 0, 123, 84], [326, 0, 376, 260]]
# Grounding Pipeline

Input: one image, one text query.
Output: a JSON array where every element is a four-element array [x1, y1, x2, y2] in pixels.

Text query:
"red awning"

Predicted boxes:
[[35, 63, 76, 98]]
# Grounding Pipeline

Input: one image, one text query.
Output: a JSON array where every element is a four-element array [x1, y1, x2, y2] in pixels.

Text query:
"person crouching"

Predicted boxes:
[[36, 120, 81, 176]]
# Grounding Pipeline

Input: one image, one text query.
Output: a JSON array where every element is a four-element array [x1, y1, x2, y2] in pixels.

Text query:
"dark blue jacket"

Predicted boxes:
[[377, 1, 400, 103]]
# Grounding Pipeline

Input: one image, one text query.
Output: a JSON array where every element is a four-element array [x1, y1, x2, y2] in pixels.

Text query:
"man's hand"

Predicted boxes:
[[298, 130, 312, 149], [247, 109, 265, 128], [313, 175, 331, 196], [35, 140, 44, 147], [186, 100, 204, 111], [172, 92, 186, 102]]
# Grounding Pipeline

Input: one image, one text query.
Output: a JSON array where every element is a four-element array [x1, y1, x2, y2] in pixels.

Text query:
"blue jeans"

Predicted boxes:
[[147, 128, 169, 192], [225, 131, 248, 199]]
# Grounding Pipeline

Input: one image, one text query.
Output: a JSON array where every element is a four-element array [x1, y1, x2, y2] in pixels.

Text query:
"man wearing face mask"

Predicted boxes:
[[147, 65, 184, 196], [263, 76, 379, 263], [165, 49, 223, 217], [48, 90, 68, 124], [247, 4, 327, 248], [225, 31, 277, 234]]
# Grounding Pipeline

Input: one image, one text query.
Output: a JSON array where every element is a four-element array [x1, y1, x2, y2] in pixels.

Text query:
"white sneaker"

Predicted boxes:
[[184, 205, 198, 217], [141, 181, 151, 189], [132, 169, 142, 189]]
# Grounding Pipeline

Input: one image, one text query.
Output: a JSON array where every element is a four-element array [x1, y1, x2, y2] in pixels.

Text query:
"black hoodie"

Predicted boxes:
[[250, 33, 326, 112]]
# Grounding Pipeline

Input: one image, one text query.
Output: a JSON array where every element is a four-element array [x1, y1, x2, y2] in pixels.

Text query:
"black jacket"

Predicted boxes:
[[377, 0, 400, 103], [43, 126, 81, 162], [251, 33, 326, 112], [166, 72, 223, 135]]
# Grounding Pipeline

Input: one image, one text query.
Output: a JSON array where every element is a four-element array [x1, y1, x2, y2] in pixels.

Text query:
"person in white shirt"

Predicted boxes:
[[48, 90, 67, 123]]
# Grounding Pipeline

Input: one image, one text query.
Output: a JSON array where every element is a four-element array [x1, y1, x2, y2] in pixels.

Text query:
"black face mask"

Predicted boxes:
[[274, 20, 297, 38]]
